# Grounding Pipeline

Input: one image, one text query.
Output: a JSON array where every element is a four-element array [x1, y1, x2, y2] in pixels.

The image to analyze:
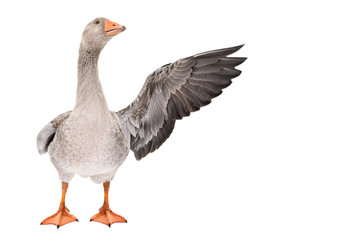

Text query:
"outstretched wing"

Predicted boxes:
[[117, 45, 246, 160], [36, 111, 71, 154]]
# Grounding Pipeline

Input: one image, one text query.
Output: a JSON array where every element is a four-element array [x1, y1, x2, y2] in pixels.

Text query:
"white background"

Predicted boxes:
[[0, 0, 359, 239]]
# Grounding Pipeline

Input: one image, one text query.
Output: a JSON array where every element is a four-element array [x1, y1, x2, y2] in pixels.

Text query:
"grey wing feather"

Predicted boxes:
[[117, 45, 246, 160], [36, 111, 71, 154]]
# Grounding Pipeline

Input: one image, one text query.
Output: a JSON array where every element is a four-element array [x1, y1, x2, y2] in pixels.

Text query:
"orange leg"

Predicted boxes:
[[41, 182, 78, 228], [90, 182, 127, 227]]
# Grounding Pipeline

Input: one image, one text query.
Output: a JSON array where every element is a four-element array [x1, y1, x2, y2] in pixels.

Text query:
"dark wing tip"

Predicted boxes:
[[193, 44, 245, 59], [135, 152, 141, 160], [229, 44, 245, 52]]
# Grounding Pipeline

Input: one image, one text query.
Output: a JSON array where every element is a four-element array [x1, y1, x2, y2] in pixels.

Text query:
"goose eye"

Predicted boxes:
[[95, 20, 100, 24]]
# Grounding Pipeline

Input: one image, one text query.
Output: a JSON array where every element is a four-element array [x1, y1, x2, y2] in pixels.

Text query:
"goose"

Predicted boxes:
[[37, 17, 246, 228]]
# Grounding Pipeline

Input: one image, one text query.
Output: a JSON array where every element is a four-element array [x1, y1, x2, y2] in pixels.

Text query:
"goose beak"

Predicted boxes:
[[104, 20, 126, 36]]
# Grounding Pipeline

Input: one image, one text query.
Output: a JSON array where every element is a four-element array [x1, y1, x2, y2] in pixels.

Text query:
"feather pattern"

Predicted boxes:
[[117, 45, 246, 160], [36, 111, 71, 154]]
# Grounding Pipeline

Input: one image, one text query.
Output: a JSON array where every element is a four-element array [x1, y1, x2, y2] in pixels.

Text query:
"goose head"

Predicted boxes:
[[81, 17, 126, 51]]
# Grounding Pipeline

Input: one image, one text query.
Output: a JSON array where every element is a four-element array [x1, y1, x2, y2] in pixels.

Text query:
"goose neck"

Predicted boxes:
[[75, 44, 109, 113]]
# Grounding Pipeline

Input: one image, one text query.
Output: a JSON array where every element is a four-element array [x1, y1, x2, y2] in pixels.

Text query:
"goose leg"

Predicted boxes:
[[41, 182, 78, 228], [90, 181, 127, 227]]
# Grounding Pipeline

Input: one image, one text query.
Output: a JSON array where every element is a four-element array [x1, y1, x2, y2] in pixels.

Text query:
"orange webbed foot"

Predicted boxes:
[[41, 207, 78, 228], [90, 208, 127, 227]]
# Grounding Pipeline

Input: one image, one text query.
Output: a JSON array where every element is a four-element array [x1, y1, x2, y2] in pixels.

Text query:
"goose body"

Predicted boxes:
[[48, 110, 129, 183], [47, 42, 129, 183], [37, 17, 246, 228]]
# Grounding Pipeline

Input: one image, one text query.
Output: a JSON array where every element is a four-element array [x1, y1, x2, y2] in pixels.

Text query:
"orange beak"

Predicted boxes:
[[104, 20, 126, 36]]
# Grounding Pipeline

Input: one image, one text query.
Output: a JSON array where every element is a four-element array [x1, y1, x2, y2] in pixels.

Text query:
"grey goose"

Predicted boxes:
[[37, 17, 246, 228]]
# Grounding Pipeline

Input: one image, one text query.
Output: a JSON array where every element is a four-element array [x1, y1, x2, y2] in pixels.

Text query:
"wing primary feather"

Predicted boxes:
[[185, 85, 212, 106], [170, 94, 186, 119], [193, 45, 244, 59], [178, 85, 201, 111], [218, 57, 247, 67], [167, 97, 182, 119], [174, 90, 191, 116], [217, 68, 241, 77]]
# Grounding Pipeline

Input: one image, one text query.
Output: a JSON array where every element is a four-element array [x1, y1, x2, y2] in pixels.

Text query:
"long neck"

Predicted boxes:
[[75, 43, 109, 114]]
